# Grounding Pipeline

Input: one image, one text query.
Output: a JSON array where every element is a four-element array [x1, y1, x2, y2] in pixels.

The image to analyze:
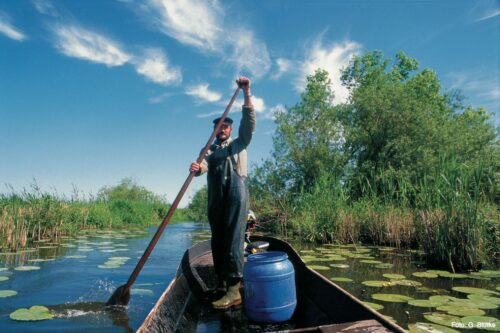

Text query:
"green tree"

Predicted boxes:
[[186, 186, 208, 222], [341, 51, 498, 200], [98, 178, 163, 203], [269, 69, 347, 193]]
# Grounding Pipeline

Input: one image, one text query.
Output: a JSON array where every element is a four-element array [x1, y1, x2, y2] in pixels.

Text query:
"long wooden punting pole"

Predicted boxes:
[[107, 86, 241, 306]]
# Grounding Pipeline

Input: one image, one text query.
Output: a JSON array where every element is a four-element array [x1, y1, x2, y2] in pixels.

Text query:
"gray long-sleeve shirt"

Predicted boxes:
[[196, 105, 256, 178]]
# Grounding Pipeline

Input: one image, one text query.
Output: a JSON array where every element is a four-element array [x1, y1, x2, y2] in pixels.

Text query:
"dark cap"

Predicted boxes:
[[213, 117, 233, 125]]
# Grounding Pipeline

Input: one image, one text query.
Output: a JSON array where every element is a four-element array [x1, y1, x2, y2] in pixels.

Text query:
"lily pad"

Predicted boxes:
[[429, 295, 455, 304], [383, 273, 406, 280], [379, 247, 396, 252], [424, 313, 461, 327], [330, 264, 349, 268], [438, 272, 469, 279], [359, 259, 383, 264], [14, 266, 40, 271], [468, 294, 500, 306], [28, 259, 55, 263], [470, 270, 500, 279], [372, 293, 414, 303], [362, 280, 394, 287], [408, 322, 460, 333], [437, 304, 485, 317], [374, 263, 394, 269], [408, 299, 446, 308], [9, 306, 54, 321], [363, 301, 384, 310], [413, 272, 439, 278], [0, 276, 9, 282], [0, 268, 8, 272], [131, 288, 154, 296], [327, 255, 347, 261], [98, 264, 121, 269], [427, 270, 451, 276], [452, 286, 499, 296], [394, 279, 423, 287], [65, 255, 86, 259], [416, 287, 446, 294], [308, 265, 330, 271], [0, 290, 17, 298], [460, 316, 499, 330], [330, 277, 353, 282]]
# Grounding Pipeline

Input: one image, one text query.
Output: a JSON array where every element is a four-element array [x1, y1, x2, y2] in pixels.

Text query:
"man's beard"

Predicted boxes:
[[217, 134, 228, 141]]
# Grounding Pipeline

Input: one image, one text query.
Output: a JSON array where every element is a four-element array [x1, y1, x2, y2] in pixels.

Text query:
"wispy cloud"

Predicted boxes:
[[296, 38, 362, 104], [146, 0, 223, 51], [0, 13, 27, 41], [271, 58, 293, 80], [469, 0, 500, 23], [226, 28, 271, 79], [266, 103, 285, 120], [148, 92, 174, 104], [447, 70, 499, 120], [52, 24, 182, 87], [53, 25, 130, 67], [133, 48, 182, 85], [32, 0, 58, 17], [141, 0, 271, 78], [186, 83, 221, 103], [475, 9, 500, 22]]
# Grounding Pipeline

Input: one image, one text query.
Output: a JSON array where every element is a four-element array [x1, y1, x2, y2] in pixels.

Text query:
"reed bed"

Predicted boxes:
[[253, 158, 498, 271], [0, 182, 182, 252]]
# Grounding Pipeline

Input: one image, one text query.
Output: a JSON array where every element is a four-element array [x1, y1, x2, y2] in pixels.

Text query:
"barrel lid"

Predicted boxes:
[[247, 251, 288, 263]]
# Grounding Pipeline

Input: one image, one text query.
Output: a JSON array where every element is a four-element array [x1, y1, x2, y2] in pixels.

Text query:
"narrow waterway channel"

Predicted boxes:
[[0, 223, 498, 332]]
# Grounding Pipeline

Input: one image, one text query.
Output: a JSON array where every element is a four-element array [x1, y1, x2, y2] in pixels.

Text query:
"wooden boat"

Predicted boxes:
[[137, 235, 406, 333]]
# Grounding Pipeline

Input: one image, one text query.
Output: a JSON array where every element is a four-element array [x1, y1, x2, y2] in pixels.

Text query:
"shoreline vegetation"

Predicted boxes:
[[0, 178, 189, 252]]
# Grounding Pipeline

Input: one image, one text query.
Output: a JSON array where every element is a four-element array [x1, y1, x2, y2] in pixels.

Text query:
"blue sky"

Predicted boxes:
[[1, 0, 498, 206]]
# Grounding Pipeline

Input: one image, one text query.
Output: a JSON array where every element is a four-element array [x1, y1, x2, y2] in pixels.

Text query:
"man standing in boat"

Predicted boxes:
[[190, 77, 255, 309]]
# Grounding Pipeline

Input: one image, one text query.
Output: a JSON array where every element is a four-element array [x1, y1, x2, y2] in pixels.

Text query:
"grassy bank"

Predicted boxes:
[[250, 158, 499, 272], [0, 179, 188, 251]]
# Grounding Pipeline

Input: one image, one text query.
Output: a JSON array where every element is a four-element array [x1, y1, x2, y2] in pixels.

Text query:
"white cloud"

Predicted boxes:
[[267, 104, 286, 120], [296, 39, 362, 104], [186, 83, 221, 103], [32, 0, 58, 17], [147, 0, 223, 51], [251, 95, 266, 113], [142, 0, 271, 78], [0, 14, 27, 41], [134, 48, 182, 85], [475, 9, 500, 22], [448, 71, 500, 113], [53, 25, 130, 67], [226, 28, 271, 79], [271, 58, 293, 80]]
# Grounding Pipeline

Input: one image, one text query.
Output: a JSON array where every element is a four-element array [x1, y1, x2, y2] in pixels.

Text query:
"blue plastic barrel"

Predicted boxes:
[[243, 251, 297, 323]]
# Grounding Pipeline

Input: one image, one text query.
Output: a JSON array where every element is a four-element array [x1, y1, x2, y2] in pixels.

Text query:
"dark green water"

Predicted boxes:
[[287, 240, 499, 332], [0, 221, 209, 332]]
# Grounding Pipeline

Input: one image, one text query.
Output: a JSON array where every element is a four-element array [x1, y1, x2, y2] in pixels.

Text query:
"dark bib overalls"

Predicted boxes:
[[207, 142, 248, 282]]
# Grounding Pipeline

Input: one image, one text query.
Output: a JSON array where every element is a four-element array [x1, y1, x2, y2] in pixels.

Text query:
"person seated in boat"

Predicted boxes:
[[190, 77, 255, 309]]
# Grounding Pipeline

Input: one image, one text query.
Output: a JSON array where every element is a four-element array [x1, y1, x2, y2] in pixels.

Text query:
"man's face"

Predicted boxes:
[[216, 123, 232, 141]]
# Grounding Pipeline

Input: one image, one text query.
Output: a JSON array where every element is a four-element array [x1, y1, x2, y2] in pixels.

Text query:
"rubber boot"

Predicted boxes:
[[210, 279, 227, 301], [212, 282, 241, 309]]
